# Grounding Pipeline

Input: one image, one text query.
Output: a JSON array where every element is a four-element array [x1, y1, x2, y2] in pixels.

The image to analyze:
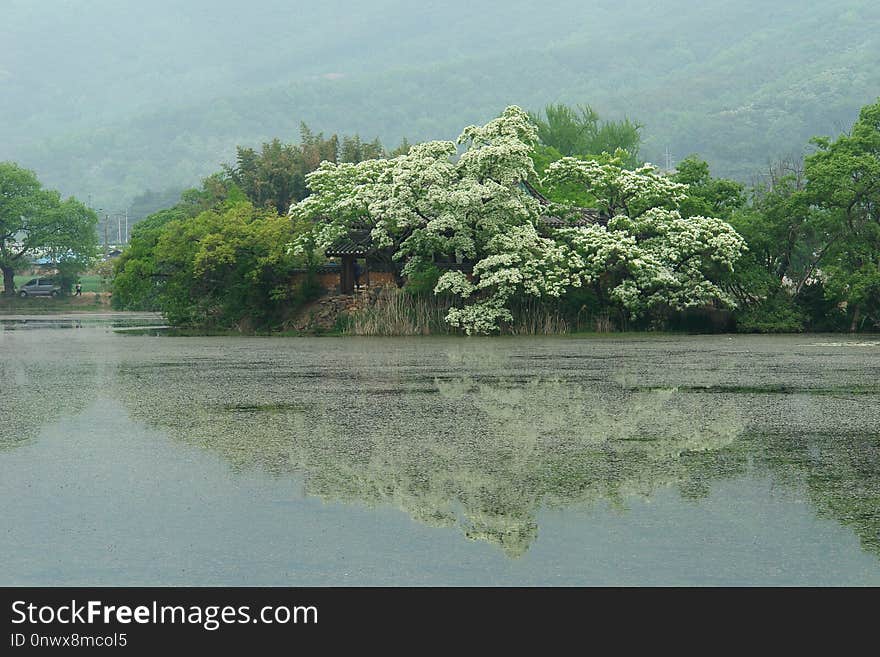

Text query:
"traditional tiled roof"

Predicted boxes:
[[325, 229, 373, 256]]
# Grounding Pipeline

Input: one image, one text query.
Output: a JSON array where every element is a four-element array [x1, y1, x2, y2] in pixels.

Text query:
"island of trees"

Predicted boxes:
[[4, 98, 879, 335]]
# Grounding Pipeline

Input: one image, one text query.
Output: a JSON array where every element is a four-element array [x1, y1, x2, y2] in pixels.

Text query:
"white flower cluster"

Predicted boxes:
[[555, 205, 746, 319], [288, 107, 747, 333], [545, 157, 688, 217]]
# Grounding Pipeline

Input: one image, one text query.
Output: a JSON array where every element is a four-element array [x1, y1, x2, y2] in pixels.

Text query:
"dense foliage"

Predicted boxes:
[[112, 126, 403, 322], [111, 208, 188, 311], [114, 195, 307, 328], [528, 104, 642, 165], [290, 107, 746, 334], [114, 97, 880, 335], [725, 99, 880, 332]]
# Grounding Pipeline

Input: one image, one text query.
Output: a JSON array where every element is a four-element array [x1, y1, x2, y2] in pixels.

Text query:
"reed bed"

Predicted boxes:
[[345, 287, 454, 335], [503, 299, 570, 335]]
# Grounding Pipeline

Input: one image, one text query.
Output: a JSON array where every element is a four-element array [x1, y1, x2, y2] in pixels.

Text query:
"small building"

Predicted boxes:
[[324, 229, 373, 294]]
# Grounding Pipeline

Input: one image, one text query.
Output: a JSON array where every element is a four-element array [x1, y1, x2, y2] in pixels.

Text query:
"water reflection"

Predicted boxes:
[[114, 350, 756, 557], [758, 431, 880, 557], [0, 339, 99, 451], [1, 318, 84, 330], [3, 325, 877, 566], [111, 338, 880, 560]]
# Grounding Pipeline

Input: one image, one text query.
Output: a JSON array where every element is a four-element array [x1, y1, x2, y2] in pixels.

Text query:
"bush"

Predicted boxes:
[[735, 291, 805, 333], [666, 307, 736, 333], [403, 263, 441, 297], [292, 271, 323, 306], [796, 281, 847, 332]]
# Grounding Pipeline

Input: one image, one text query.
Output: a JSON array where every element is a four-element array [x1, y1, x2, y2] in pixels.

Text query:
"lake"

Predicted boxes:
[[1, 314, 879, 585]]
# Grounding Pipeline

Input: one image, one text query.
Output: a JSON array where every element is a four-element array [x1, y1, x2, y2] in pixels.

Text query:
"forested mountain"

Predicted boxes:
[[3, 0, 878, 208]]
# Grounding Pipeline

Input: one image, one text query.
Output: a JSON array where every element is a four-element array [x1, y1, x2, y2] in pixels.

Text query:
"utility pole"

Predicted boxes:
[[103, 213, 109, 260], [124, 208, 129, 244], [664, 147, 674, 172]]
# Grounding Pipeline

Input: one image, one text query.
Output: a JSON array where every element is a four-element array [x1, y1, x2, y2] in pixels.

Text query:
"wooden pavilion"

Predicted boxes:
[[324, 229, 373, 294]]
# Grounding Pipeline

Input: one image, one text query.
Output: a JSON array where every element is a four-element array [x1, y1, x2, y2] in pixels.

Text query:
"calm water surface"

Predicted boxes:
[[1, 314, 879, 585]]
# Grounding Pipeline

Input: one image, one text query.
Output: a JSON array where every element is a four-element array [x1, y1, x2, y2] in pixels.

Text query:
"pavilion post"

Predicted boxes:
[[340, 255, 355, 294]]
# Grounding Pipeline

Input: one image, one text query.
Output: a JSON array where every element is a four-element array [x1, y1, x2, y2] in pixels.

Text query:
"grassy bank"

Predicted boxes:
[[0, 293, 111, 314], [13, 274, 108, 293]]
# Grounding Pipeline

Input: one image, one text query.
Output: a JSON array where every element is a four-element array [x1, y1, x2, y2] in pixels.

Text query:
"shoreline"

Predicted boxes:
[[0, 311, 163, 321], [2, 310, 878, 338]]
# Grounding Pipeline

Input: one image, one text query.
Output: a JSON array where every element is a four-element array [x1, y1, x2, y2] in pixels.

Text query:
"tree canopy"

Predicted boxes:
[[529, 103, 642, 165], [725, 98, 880, 332], [0, 162, 98, 295], [113, 97, 880, 335], [290, 107, 746, 333], [114, 196, 309, 328], [805, 99, 880, 330]]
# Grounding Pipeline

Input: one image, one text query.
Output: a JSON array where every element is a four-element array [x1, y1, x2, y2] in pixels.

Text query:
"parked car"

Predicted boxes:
[[18, 278, 61, 297]]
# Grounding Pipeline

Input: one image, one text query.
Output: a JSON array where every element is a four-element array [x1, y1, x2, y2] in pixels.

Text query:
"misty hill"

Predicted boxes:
[[3, 0, 879, 208]]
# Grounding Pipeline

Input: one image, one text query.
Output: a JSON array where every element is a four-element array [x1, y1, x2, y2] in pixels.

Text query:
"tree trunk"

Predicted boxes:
[[1, 265, 14, 296], [850, 305, 861, 333]]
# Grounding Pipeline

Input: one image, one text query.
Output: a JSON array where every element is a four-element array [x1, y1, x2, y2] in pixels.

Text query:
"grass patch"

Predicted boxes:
[[13, 273, 109, 293], [0, 294, 111, 313]]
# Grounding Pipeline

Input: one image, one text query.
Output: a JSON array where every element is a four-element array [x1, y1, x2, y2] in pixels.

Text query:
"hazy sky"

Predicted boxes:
[[3, 1, 877, 205]]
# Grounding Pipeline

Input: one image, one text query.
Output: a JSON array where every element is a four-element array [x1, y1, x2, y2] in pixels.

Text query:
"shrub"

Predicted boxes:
[[403, 263, 441, 297], [735, 291, 805, 333]]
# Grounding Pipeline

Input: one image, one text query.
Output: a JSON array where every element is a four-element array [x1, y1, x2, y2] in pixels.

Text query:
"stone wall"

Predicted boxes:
[[286, 285, 398, 333]]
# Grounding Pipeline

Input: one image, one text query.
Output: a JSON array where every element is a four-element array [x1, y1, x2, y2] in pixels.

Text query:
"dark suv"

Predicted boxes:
[[18, 278, 61, 297]]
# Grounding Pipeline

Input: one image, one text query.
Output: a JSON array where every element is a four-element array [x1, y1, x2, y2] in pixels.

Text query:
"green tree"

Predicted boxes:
[[0, 162, 97, 295], [722, 157, 831, 331], [225, 139, 305, 215], [179, 172, 232, 216], [223, 125, 395, 216], [672, 156, 745, 220], [121, 197, 304, 328], [528, 103, 642, 165], [112, 207, 188, 311], [806, 98, 880, 331], [340, 135, 385, 163]]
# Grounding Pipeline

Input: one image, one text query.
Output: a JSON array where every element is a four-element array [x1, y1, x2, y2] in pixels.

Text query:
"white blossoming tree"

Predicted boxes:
[[544, 156, 747, 323], [290, 106, 550, 331], [289, 107, 747, 334]]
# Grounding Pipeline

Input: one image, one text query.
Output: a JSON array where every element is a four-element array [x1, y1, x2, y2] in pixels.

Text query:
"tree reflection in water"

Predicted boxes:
[[4, 330, 877, 561], [0, 332, 100, 451], [115, 353, 751, 557]]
